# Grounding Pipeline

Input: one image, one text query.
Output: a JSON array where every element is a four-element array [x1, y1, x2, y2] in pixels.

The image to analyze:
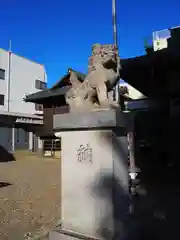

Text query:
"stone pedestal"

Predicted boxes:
[[51, 109, 133, 240]]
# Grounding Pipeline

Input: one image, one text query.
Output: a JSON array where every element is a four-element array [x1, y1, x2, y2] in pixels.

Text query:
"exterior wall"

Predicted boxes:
[[0, 49, 9, 111], [14, 127, 29, 150], [43, 104, 54, 131], [0, 48, 47, 114], [0, 49, 46, 152], [0, 109, 43, 152], [0, 126, 12, 151], [0, 125, 28, 152], [43, 102, 69, 132]]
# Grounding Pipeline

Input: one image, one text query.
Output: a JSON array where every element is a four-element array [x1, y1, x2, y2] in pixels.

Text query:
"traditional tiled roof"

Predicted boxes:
[[24, 86, 70, 103], [51, 69, 86, 89], [24, 69, 85, 103]]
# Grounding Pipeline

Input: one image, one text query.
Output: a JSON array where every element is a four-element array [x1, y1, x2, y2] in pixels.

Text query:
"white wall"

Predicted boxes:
[[0, 48, 47, 114], [0, 49, 9, 111]]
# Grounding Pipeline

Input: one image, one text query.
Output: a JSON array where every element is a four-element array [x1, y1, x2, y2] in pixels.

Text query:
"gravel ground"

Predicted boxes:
[[0, 152, 61, 240]]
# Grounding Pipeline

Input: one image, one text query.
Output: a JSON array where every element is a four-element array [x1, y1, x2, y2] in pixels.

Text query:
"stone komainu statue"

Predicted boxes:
[[65, 44, 121, 112]]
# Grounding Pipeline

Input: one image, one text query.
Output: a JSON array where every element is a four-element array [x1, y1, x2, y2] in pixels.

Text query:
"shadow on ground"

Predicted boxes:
[[0, 145, 16, 162], [0, 182, 12, 189]]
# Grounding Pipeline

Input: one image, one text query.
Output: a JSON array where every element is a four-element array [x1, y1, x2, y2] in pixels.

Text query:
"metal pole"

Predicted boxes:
[[112, 0, 120, 103], [12, 126, 15, 152], [7, 40, 12, 112], [112, 0, 118, 48]]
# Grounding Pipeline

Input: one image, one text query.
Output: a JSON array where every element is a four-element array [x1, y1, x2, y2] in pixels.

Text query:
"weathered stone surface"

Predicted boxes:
[[53, 129, 129, 240], [65, 44, 121, 112], [53, 109, 133, 130]]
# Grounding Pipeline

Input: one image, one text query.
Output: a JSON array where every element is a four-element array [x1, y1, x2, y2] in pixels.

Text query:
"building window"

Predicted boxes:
[[35, 79, 47, 90], [0, 69, 5, 80], [35, 103, 43, 111], [0, 95, 4, 105]]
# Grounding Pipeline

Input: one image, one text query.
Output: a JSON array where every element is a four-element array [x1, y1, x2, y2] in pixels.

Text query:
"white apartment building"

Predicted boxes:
[[0, 48, 47, 154]]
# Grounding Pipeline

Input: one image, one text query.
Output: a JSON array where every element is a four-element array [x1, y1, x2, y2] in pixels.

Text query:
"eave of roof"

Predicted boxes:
[[121, 46, 180, 79], [120, 47, 180, 96], [24, 68, 86, 103], [24, 86, 70, 103], [51, 69, 86, 89], [0, 110, 43, 119]]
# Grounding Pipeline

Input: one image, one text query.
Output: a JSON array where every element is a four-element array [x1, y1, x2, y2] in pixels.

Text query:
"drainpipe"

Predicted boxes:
[[7, 40, 12, 112], [7, 40, 14, 152]]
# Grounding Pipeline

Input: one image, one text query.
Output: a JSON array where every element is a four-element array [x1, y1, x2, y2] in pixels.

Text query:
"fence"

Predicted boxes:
[[43, 139, 61, 158]]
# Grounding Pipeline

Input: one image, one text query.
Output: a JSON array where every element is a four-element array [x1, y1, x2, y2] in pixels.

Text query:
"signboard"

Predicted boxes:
[[16, 117, 43, 125]]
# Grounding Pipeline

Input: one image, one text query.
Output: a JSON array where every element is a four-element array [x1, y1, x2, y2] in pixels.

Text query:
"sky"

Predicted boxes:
[[1, 0, 180, 87]]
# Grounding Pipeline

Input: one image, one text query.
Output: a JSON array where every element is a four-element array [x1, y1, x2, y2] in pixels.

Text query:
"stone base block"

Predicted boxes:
[[57, 128, 130, 240]]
